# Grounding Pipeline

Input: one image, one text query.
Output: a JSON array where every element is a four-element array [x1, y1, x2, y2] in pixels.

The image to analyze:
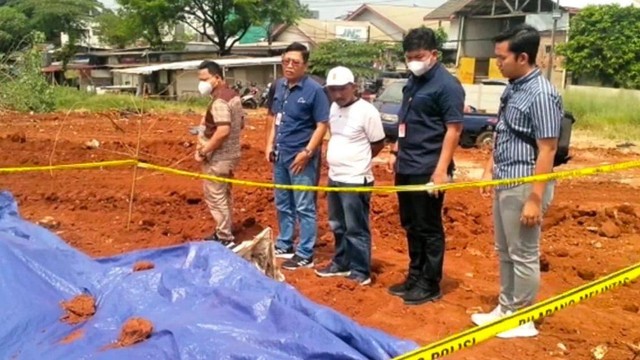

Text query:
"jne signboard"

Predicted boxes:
[[335, 26, 368, 42]]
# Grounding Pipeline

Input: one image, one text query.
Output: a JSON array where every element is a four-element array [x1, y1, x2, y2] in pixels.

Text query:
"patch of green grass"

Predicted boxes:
[[562, 89, 640, 141], [52, 86, 210, 114]]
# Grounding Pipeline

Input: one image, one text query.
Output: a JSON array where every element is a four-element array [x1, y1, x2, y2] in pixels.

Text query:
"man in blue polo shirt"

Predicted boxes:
[[387, 27, 465, 305], [265, 42, 330, 270]]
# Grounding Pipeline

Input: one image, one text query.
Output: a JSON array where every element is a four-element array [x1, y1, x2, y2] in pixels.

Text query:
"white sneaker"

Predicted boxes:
[[471, 306, 507, 326], [496, 321, 539, 339]]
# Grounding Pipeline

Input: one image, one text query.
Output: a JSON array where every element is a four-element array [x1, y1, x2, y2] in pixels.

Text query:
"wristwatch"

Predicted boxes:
[[390, 150, 398, 156], [302, 148, 312, 156]]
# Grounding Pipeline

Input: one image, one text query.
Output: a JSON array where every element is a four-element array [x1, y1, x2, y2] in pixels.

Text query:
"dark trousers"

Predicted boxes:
[[395, 173, 445, 290], [327, 179, 373, 278]]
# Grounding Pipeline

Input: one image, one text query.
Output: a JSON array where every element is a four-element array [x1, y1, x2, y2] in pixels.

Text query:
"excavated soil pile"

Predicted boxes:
[[132, 261, 155, 272], [544, 203, 640, 237], [60, 294, 96, 325], [115, 317, 153, 348]]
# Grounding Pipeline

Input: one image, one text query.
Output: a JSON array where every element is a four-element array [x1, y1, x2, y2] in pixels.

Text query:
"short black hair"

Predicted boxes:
[[284, 42, 310, 63], [493, 24, 540, 65], [402, 27, 438, 53], [198, 60, 224, 78]]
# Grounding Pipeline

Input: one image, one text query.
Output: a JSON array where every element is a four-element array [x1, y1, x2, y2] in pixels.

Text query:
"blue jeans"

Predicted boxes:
[[274, 152, 319, 259], [327, 179, 373, 278]]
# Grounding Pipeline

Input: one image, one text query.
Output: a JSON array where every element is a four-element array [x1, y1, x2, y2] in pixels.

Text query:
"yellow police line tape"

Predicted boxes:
[[2, 159, 640, 193], [0, 160, 138, 174], [394, 261, 640, 360]]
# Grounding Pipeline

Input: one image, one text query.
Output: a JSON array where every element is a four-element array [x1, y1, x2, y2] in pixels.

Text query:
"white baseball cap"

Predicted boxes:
[[325, 66, 355, 86]]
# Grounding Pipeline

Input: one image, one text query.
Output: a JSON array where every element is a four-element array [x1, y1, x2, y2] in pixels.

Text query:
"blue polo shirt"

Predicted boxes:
[[396, 62, 465, 175], [270, 76, 330, 164]]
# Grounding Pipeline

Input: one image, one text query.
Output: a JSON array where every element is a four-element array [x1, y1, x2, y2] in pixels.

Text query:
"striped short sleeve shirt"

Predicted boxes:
[[493, 68, 563, 188]]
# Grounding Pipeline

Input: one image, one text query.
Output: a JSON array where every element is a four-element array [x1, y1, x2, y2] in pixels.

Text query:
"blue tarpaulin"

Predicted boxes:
[[0, 191, 418, 359]]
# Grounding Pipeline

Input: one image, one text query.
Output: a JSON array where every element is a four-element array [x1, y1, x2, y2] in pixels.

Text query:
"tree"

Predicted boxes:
[[9, 0, 103, 46], [176, 0, 306, 55], [558, 4, 640, 89], [95, 10, 140, 49], [0, 32, 55, 113], [115, 0, 182, 49], [262, 0, 310, 46], [309, 40, 389, 79], [0, 7, 30, 55]]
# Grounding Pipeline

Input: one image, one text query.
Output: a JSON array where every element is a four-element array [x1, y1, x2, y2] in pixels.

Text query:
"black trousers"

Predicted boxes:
[[395, 173, 446, 290]]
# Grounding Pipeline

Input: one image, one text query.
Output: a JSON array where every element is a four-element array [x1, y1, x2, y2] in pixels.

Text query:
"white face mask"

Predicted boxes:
[[407, 58, 434, 77], [198, 81, 213, 96]]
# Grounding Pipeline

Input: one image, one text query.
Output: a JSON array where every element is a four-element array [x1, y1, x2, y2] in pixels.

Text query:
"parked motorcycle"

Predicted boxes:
[[259, 82, 271, 108], [240, 82, 260, 109]]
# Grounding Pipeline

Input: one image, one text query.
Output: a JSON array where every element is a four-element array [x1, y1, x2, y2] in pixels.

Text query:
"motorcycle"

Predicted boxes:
[[259, 82, 271, 108], [241, 83, 260, 109]]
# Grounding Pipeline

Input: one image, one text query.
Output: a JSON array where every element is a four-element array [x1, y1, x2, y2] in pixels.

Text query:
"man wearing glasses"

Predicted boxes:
[[265, 42, 330, 270]]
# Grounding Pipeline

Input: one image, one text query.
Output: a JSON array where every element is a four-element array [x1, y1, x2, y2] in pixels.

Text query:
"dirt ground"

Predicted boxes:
[[1, 109, 639, 360]]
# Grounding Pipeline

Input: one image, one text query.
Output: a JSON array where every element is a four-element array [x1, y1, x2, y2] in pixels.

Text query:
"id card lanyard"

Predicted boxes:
[[398, 80, 421, 139], [274, 84, 293, 154], [275, 86, 291, 126]]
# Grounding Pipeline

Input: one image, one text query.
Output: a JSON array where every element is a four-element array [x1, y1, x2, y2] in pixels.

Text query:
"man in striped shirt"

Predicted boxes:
[[471, 24, 562, 338]]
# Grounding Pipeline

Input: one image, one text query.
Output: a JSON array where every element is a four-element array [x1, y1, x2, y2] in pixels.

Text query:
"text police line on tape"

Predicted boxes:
[[393, 262, 640, 360]]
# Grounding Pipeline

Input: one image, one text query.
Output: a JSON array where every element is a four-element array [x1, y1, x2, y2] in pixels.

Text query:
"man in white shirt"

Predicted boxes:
[[314, 66, 386, 286]]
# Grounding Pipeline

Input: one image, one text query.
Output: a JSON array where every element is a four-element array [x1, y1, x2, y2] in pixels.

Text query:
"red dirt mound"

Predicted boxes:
[[116, 317, 153, 347], [132, 261, 155, 272], [60, 294, 96, 325]]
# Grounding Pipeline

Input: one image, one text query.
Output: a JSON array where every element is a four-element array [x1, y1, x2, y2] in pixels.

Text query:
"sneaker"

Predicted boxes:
[[274, 247, 294, 259], [282, 254, 314, 270], [347, 273, 372, 286], [315, 263, 351, 278], [388, 278, 417, 297], [471, 306, 508, 326], [496, 321, 539, 339], [205, 234, 235, 249]]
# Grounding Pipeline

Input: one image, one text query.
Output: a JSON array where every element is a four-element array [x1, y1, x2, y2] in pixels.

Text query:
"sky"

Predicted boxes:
[[99, 0, 638, 20]]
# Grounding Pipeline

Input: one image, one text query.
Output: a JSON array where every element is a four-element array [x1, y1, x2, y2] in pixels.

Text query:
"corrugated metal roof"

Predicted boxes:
[[111, 56, 282, 75], [424, 0, 475, 20], [425, 0, 574, 19]]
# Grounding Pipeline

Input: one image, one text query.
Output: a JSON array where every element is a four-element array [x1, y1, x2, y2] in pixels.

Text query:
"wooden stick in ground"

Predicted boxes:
[[49, 105, 79, 177], [127, 113, 143, 230]]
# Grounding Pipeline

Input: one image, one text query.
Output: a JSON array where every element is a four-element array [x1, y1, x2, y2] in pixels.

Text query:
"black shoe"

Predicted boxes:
[[204, 233, 235, 249], [315, 263, 351, 278], [274, 247, 295, 259], [402, 287, 442, 306], [282, 254, 314, 270], [388, 278, 417, 297], [346, 272, 372, 286]]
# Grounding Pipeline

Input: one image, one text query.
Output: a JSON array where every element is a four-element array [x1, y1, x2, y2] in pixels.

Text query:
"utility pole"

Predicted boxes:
[[547, 0, 562, 80]]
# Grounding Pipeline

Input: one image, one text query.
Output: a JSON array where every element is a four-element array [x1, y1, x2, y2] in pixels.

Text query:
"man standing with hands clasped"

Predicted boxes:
[[195, 60, 244, 248], [387, 27, 465, 305], [314, 66, 385, 286], [265, 42, 330, 270], [471, 24, 562, 339]]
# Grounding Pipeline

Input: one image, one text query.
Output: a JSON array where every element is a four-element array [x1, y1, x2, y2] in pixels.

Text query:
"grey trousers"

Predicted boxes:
[[494, 182, 554, 312]]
